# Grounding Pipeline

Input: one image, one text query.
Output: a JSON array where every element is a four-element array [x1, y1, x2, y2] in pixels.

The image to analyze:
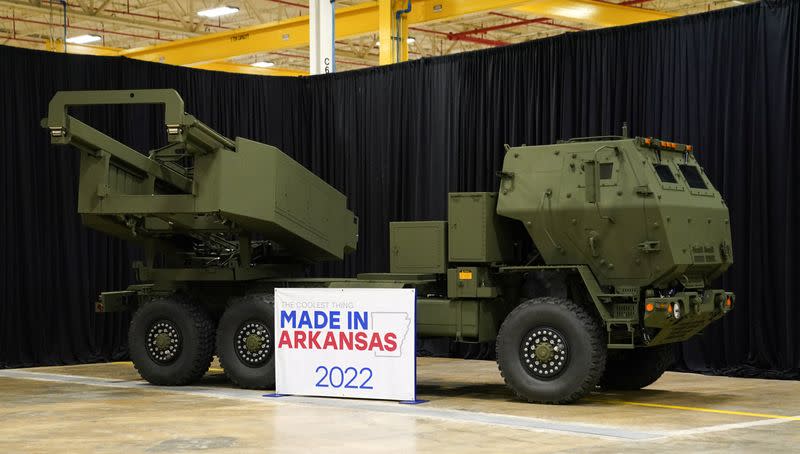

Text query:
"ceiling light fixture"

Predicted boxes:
[[65, 34, 102, 44], [375, 38, 415, 47], [552, 6, 593, 20], [197, 6, 240, 18], [251, 61, 275, 68]]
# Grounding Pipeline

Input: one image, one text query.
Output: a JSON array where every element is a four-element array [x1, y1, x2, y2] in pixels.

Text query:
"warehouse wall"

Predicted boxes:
[[0, 1, 798, 378]]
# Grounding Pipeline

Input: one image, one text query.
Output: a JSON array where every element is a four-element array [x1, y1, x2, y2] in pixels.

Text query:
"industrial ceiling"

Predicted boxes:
[[0, 0, 753, 76]]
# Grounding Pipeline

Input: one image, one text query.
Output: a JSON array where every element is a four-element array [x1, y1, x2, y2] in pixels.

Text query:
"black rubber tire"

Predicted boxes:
[[496, 297, 606, 404], [599, 344, 675, 390], [128, 297, 215, 386], [216, 294, 276, 390]]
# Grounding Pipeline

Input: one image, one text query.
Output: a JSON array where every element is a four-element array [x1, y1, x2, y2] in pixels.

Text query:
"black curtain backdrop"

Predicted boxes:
[[1, 1, 798, 378]]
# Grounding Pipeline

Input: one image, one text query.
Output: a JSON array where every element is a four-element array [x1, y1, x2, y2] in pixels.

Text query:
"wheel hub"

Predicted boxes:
[[235, 321, 271, 367], [146, 320, 182, 365], [534, 343, 555, 361], [154, 333, 171, 349], [245, 334, 264, 352], [521, 327, 569, 379]]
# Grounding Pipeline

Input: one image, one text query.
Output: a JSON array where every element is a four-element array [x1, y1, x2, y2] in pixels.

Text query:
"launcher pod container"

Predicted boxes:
[[44, 90, 357, 388], [46, 91, 734, 403]]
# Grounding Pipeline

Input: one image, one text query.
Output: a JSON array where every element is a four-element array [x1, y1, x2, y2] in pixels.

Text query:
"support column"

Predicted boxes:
[[309, 0, 335, 74], [378, 0, 393, 65], [397, 2, 409, 63], [379, 0, 410, 65]]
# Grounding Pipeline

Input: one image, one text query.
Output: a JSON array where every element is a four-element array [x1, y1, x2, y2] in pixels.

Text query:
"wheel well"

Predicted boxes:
[[520, 270, 568, 300], [152, 284, 250, 321], [514, 269, 601, 321], [519, 270, 593, 304]]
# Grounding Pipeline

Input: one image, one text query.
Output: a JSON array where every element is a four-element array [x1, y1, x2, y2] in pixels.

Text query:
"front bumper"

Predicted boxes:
[[643, 289, 734, 346]]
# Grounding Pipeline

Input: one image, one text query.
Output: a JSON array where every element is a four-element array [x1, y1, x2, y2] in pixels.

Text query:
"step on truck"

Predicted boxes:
[[44, 89, 735, 404]]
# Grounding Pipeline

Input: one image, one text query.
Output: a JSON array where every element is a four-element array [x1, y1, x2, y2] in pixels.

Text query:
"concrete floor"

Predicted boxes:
[[0, 358, 798, 453]]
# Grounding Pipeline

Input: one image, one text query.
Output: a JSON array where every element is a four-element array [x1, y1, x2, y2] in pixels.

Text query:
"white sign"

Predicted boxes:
[[274, 288, 416, 401]]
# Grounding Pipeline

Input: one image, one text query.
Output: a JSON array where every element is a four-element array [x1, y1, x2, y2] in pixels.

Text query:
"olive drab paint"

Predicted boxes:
[[45, 89, 734, 402], [44, 89, 358, 278], [496, 137, 733, 289]]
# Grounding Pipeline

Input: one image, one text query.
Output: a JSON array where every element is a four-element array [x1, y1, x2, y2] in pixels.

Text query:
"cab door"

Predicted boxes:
[[579, 145, 651, 285]]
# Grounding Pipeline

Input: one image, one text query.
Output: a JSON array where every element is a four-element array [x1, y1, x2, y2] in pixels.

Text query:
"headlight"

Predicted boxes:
[[673, 302, 682, 319]]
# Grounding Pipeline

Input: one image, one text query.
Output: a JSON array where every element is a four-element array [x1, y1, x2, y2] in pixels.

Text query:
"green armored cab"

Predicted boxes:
[[390, 130, 735, 403], [46, 90, 734, 404]]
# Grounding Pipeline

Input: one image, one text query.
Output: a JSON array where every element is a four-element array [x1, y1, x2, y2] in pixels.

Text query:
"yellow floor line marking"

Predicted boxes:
[[599, 399, 800, 421], [50, 363, 800, 422]]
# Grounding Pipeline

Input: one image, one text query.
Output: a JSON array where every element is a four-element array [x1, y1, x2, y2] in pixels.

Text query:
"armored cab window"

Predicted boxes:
[[599, 162, 614, 180], [678, 164, 708, 189], [653, 163, 678, 183]]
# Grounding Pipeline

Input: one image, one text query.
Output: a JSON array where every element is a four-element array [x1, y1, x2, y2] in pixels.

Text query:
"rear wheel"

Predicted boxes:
[[216, 294, 276, 389], [496, 297, 606, 404], [128, 297, 215, 386], [599, 344, 675, 390]]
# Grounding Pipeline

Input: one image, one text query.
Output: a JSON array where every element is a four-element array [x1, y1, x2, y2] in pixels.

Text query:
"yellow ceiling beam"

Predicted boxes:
[[406, 0, 536, 23], [39, 40, 305, 76], [192, 62, 306, 77], [42, 41, 120, 56], [118, 0, 546, 67], [514, 0, 673, 27], [120, 2, 376, 66]]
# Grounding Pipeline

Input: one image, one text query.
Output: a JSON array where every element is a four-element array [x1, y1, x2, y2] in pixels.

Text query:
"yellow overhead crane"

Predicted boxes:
[[39, 41, 307, 77], [39, 0, 673, 75], [122, 0, 671, 67], [513, 0, 673, 27]]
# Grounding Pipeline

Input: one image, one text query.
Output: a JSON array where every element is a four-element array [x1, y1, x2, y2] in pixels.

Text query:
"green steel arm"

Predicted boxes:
[[40, 89, 244, 195], [44, 89, 235, 152], [45, 89, 187, 139]]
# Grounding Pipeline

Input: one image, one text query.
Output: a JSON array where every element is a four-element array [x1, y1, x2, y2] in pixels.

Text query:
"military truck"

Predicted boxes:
[[45, 89, 734, 404]]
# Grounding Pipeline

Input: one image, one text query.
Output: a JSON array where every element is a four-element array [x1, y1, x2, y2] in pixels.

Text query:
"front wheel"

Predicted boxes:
[[496, 297, 606, 404], [216, 294, 276, 389]]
